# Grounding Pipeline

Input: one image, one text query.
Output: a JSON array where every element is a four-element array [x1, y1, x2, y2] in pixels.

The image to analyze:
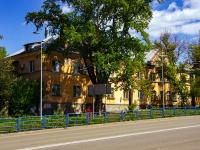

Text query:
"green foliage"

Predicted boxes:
[[2, 107, 200, 133], [128, 100, 138, 111], [188, 33, 200, 102], [0, 47, 7, 57], [0, 108, 8, 118], [25, 0, 157, 110], [9, 78, 40, 117], [53, 108, 63, 115], [0, 37, 17, 106], [154, 32, 189, 106], [164, 64, 189, 105], [20, 117, 43, 131], [45, 115, 66, 128]]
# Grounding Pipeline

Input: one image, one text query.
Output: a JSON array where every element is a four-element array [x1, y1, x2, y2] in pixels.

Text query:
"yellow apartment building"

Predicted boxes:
[[10, 36, 192, 114]]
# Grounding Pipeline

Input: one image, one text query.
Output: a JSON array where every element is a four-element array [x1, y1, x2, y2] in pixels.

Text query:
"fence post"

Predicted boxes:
[[195, 106, 197, 115], [43, 116, 46, 129], [121, 110, 125, 121], [66, 114, 69, 127], [184, 107, 187, 116], [86, 113, 89, 125], [104, 112, 107, 122], [150, 108, 152, 118], [136, 109, 138, 120], [174, 107, 176, 116], [17, 117, 20, 132], [162, 108, 165, 118]]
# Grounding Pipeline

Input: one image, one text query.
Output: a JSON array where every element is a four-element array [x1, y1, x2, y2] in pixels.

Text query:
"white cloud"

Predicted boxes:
[[62, 5, 73, 13], [167, 2, 179, 11], [147, 0, 200, 39]]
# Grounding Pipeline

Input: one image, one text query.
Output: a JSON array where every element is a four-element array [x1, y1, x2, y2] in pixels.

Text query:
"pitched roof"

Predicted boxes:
[[9, 36, 160, 62], [8, 35, 58, 57], [144, 49, 159, 62]]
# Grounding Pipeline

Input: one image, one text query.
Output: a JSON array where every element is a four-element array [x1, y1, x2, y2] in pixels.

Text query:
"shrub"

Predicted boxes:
[[128, 100, 138, 111], [0, 108, 8, 118]]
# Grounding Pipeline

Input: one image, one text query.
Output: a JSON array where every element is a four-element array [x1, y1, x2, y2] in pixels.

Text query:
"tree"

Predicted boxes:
[[154, 32, 189, 106], [187, 32, 200, 106], [0, 35, 17, 111], [25, 0, 162, 112], [9, 78, 40, 117]]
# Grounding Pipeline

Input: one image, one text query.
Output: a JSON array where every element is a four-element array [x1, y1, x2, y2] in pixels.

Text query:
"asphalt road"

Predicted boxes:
[[0, 116, 200, 150]]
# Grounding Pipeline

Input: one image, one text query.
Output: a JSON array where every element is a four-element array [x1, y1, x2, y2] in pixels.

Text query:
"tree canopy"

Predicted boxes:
[[187, 32, 200, 106], [25, 0, 163, 110], [9, 78, 40, 117], [154, 32, 189, 106], [0, 36, 17, 109]]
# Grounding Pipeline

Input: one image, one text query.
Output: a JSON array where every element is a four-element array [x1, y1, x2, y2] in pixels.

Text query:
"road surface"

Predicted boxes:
[[0, 116, 200, 150]]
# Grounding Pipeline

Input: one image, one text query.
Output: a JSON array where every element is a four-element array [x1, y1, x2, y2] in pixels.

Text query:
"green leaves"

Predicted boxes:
[[25, 0, 157, 109], [154, 32, 190, 105], [25, 0, 153, 85], [0, 41, 16, 104], [9, 78, 40, 117]]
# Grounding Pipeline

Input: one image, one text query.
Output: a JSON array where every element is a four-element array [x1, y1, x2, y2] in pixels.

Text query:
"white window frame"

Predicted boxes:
[[52, 60, 60, 72]]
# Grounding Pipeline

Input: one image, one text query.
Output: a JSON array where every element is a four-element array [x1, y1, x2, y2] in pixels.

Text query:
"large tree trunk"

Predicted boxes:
[[95, 95, 102, 113], [191, 96, 196, 107], [129, 88, 133, 105]]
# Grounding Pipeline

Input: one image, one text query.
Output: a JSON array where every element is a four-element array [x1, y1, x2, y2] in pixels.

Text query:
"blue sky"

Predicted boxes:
[[0, 0, 44, 55], [0, 0, 200, 55]]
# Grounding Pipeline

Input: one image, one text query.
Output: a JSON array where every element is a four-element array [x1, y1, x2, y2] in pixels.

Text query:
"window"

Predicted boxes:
[[52, 84, 61, 96], [166, 91, 176, 101], [151, 91, 156, 100], [159, 74, 163, 82], [151, 73, 156, 82], [138, 72, 142, 80], [160, 91, 163, 100], [167, 91, 171, 101], [138, 90, 143, 100], [107, 88, 114, 98], [87, 86, 93, 97], [180, 75, 186, 83], [74, 63, 81, 74], [171, 92, 176, 101], [52, 61, 60, 72], [190, 74, 196, 81], [29, 60, 35, 72], [73, 86, 81, 97], [109, 72, 114, 78], [123, 90, 129, 99]]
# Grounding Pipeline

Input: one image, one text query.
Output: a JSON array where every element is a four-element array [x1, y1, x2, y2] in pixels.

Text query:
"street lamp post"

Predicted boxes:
[[161, 50, 165, 110], [33, 32, 43, 119]]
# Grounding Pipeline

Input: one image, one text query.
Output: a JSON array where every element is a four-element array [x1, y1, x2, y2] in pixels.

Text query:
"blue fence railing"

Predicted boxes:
[[1, 107, 200, 133]]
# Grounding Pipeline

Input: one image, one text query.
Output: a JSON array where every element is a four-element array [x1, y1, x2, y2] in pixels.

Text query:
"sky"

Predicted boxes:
[[0, 0, 200, 55]]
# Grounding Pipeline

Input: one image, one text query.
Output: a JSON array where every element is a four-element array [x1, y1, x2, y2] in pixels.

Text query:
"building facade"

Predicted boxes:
[[10, 37, 192, 114]]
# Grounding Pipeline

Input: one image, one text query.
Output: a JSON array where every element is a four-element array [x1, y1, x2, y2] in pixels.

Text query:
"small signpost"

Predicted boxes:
[[88, 83, 111, 117]]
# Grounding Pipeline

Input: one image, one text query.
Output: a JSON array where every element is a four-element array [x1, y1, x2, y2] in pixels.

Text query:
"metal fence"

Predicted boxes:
[[0, 107, 200, 134]]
